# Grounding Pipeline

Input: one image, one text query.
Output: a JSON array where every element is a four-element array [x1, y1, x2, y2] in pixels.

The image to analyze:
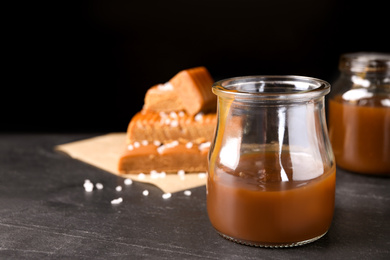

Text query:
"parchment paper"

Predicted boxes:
[[55, 133, 207, 193]]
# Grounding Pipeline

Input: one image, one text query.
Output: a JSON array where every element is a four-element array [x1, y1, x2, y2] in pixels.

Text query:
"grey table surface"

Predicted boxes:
[[0, 133, 389, 259]]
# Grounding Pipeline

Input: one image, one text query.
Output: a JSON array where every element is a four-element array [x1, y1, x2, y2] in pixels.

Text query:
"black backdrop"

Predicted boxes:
[[3, 0, 389, 132]]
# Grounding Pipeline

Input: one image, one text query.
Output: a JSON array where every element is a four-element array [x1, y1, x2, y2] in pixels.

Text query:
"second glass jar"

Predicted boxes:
[[328, 52, 390, 175]]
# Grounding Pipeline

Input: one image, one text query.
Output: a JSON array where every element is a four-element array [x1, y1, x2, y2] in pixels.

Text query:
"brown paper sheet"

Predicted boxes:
[[55, 133, 207, 193]]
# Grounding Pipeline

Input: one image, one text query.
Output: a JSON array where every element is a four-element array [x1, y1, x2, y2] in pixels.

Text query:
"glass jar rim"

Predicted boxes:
[[212, 75, 330, 102]]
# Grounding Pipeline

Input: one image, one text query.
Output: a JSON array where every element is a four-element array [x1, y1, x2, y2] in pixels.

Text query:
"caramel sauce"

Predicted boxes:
[[207, 152, 336, 246], [329, 96, 390, 174]]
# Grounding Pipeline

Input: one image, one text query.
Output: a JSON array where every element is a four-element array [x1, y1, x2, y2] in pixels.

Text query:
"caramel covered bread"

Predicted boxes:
[[118, 140, 210, 174], [126, 110, 216, 144], [169, 66, 216, 115], [118, 66, 217, 175], [143, 66, 216, 115], [143, 83, 185, 112]]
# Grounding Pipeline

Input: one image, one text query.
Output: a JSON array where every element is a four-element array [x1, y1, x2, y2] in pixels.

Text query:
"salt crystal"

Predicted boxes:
[[127, 144, 134, 150], [124, 178, 133, 185], [138, 173, 146, 179], [141, 140, 149, 146], [184, 190, 192, 196], [166, 140, 179, 148], [159, 111, 167, 118], [153, 140, 161, 146], [142, 190, 149, 196], [116, 186, 122, 192], [169, 111, 178, 118], [185, 142, 193, 149], [157, 145, 165, 154], [157, 82, 173, 91], [96, 183, 104, 190], [150, 171, 160, 179], [83, 180, 93, 192], [178, 111, 185, 117], [164, 118, 171, 125], [111, 197, 123, 205], [177, 169, 185, 176], [195, 112, 204, 122], [134, 142, 140, 148], [170, 120, 178, 127], [198, 173, 207, 178], [162, 193, 172, 199], [151, 171, 166, 179], [199, 142, 211, 151]]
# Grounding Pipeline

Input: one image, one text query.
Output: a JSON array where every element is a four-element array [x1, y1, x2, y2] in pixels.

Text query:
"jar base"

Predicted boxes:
[[217, 231, 328, 248]]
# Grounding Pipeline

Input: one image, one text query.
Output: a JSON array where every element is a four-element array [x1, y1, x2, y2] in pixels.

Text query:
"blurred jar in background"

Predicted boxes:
[[328, 53, 390, 175]]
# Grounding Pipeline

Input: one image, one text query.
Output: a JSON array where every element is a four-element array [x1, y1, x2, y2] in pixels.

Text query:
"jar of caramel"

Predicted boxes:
[[208, 76, 336, 247], [328, 53, 390, 175]]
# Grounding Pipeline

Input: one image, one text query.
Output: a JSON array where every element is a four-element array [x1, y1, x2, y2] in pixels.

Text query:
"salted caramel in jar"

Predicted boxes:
[[328, 53, 390, 175], [208, 76, 336, 247]]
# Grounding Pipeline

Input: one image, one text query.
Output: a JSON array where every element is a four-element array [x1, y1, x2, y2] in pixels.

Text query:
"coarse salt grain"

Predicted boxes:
[[162, 193, 172, 199], [141, 140, 149, 146], [198, 173, 207, 178], [167, 140, 179, 148], [185, 142, 193, 149], [150, 171, 160, 179], [83, 180, 93, 192], [177, 169, 185, 176], [153, 140, 161, 146], [142, 190, 149, 196], [195, 112, 204, 122], [159, 111, 167, 118], [184, 190, 192, 196], [157, 82, 173, 91], [151, 171, 166, 179], [95, 183, 104, 190], [138, 173, 146, 179], [157, 145, 165, 154], [199, 142, 211, 151], [124, 178, 133, 185], [111, 197, 123, 205], [127, 144, 134, 150], [116, 186, 122, 192], [134, 142, 140, 148], [164, 118, 171, 125], [170, 120, 179, 127], [169, 111, 178, 118], [178, 111, 185, 117]]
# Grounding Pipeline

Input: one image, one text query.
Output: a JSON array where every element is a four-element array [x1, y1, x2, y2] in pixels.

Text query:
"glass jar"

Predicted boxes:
[[207, 76, 336, 248], [328, 52, 390, 175]]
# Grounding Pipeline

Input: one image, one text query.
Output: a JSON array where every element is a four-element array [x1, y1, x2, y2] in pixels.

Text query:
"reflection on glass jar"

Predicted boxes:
[[207, 76, 336, 247], [328, 53, 390, 175]]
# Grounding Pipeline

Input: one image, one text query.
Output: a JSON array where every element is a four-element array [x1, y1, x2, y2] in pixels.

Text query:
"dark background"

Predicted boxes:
[[3, 0, 389, 132]]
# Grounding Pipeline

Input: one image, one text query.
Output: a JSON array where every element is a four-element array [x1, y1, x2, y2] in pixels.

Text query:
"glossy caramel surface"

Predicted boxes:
[[207, 152, 336, 246], [329, 96, 390, 174]]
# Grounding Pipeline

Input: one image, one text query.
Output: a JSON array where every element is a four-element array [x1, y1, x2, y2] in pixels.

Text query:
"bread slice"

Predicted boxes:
[[143, 83, 185, 112], [118, 140, 210, 174], [169, 66, 216, 115], [126, 110, 216, 144]]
